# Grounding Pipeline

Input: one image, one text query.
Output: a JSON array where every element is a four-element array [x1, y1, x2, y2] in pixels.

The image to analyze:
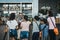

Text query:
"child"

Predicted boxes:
[[39, 18, 48, 40]]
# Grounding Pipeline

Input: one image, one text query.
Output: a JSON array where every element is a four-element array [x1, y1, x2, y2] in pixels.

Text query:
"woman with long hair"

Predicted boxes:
[[47, 10, 56, 40]]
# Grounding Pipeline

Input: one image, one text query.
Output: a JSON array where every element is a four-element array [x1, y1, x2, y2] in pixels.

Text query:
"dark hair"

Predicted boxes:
[[34, 16, 40, 21], [9, 13, 15, 20], [43, 19, 47, 24], [40, 18, 47, 24], [40, 18, 43, 21], [24, 15, 28, 21], [48, 10, 53, 17]]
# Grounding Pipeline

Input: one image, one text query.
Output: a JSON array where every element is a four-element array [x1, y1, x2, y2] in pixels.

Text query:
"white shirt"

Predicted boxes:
[[32, 21, 40, 33], [6, 20, 18, 29], [47, 17, 56, 29], [21, 21, 31, 31]]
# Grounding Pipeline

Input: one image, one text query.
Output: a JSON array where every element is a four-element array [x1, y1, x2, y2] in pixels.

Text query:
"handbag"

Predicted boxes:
[[50, 17, 59, 36]]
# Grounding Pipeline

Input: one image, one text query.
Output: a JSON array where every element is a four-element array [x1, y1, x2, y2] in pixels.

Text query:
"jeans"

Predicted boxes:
[[42, 31, 48, 40], [9, 29, 17, 38], [20, 31, 29, 39]]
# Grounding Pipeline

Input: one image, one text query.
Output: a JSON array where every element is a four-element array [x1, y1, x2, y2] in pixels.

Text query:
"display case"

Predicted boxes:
[[22, 3, 32, 18], [2, 3, 32, 18]]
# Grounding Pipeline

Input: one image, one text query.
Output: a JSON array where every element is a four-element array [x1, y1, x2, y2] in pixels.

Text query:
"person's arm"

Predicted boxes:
[[20, 22, 23, 29], [29, 22, 33, 32], [4, 25, 8, 32], [39, 24, 41, 31], [39, 25, 42, 38], [19, 24, 22, 29], [16, 25, 19, 30], [54, 17, 56, 27]]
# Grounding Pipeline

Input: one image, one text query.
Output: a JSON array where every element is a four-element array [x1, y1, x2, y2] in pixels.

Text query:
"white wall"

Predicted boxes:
[[32, 0, 38, 18]]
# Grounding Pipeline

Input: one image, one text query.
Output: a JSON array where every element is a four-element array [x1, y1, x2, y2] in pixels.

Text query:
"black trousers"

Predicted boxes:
[[49, 30, 56, 40], [32, 32, 39, 40]]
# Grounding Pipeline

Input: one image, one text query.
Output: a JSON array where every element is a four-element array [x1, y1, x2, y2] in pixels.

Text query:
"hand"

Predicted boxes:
[[16, 26, 19, 30], [39, 31, 42, 38]]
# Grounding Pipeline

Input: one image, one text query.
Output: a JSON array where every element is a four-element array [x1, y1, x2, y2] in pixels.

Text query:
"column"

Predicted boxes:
[[32, 0, 38, 18], [20, 2, 23, 13]]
